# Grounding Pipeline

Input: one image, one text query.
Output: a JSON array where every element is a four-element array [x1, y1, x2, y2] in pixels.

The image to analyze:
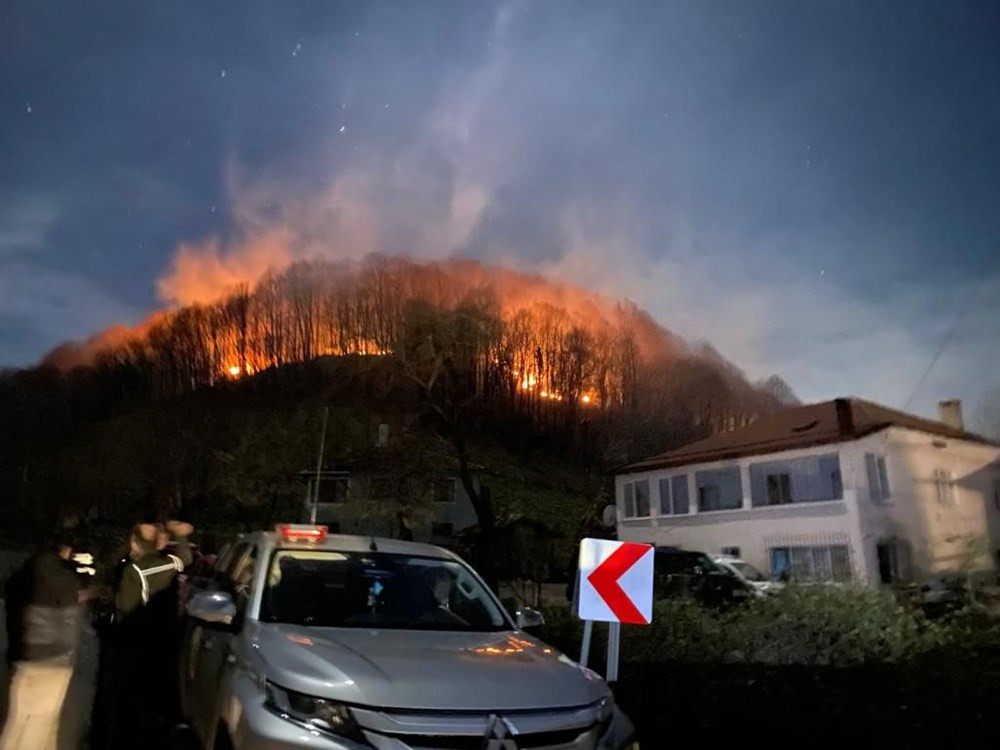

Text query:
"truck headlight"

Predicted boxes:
[[264, 682, 365, 743]]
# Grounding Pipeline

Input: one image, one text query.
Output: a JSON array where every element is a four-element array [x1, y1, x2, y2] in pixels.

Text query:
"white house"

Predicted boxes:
[[615, 398, 1000, 585]]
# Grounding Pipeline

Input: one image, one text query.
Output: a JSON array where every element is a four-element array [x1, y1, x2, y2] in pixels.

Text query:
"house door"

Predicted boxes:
[[876, 543, 894, 584]]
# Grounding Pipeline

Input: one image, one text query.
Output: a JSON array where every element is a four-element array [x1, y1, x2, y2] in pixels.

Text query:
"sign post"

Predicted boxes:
[[574, 538, 654, 682]]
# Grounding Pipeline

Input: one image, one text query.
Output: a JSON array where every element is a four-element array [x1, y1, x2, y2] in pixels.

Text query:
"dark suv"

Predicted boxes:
[[653, 547, 753, 606]]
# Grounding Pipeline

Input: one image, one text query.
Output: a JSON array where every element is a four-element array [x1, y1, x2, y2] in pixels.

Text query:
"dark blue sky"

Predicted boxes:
[[2, 0, 998, 424]]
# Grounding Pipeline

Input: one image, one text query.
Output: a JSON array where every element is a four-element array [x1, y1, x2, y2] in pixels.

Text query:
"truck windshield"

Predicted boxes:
[[730, 561, 766, 582], [259, 550, 509, 632]]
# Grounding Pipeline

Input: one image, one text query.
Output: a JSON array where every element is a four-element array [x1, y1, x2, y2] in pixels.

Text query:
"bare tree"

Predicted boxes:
[[395, 298, 504, 588]]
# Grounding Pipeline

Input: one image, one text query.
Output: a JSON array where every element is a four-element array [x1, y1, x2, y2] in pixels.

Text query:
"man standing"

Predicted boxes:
[[0, 535, 85, 750], [107, 521, 192, 748]]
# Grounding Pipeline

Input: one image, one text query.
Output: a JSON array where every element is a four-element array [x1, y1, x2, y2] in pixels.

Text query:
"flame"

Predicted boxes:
[[42, 253, 688, 414]]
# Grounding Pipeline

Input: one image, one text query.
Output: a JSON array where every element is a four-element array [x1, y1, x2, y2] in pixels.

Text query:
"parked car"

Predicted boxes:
[[653, 547, 754, 606], [711, 554, 784, 596], [179, 525, 638, 750]]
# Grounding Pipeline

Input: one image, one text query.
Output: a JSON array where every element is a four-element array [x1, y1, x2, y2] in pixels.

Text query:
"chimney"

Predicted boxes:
[[938, 399, 964, 431], [834, 398, 855, 436]]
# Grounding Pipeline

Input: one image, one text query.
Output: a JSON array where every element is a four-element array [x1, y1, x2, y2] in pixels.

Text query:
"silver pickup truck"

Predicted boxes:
[[179, 525, 638, 750]]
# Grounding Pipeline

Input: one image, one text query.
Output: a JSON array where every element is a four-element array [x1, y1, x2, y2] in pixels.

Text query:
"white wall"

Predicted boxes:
[[615, 443, 868, 580], [617, 428, 1000, 584], [854, 428, 1000, 580]]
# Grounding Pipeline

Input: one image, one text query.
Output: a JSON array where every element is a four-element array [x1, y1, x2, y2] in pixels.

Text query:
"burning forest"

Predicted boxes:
[[38, 254, 788, 434]]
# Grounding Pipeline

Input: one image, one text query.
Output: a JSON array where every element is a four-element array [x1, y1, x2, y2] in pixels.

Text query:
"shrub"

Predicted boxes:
[[541, 585, 955, 668]]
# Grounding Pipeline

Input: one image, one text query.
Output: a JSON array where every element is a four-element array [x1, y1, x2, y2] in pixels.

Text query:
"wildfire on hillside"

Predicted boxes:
[[42, 253, 688, 411]]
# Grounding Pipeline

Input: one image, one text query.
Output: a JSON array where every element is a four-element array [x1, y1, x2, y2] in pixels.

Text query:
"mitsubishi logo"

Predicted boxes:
[[483, 714, 518, 750]]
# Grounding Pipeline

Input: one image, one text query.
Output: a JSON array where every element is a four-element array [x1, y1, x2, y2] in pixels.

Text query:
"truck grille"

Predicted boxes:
[[352, 703, 603, 750], [374, 727, 589, 749]]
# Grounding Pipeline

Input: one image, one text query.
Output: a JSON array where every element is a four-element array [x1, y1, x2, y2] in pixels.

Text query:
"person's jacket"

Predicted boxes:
[[114, 548, 186, 625], [21, 550, 81, 662]]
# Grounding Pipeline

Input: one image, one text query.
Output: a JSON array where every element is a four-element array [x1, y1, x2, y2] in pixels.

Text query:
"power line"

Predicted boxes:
[[902, 272, 993, 412]]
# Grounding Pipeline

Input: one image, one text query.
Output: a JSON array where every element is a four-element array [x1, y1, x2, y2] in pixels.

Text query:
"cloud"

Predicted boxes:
[[542, 222, 1000, 417], [0, 192, 60, 254], [137, 0, 999, 423], [0, 260, 140, 366]]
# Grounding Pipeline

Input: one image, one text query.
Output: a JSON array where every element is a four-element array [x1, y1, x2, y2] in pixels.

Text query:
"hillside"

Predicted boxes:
[[0, 254, 794, 544]]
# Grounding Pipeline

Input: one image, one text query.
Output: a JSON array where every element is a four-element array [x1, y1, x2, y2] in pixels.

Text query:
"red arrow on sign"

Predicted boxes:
[[586, 542, 650, 624]]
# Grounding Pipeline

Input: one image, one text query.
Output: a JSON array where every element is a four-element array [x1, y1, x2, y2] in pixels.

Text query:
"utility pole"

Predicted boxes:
[[310, 407, 330, 525]]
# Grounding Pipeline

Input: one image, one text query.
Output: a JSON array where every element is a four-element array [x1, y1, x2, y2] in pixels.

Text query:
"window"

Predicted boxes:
[[435, 478, 458, 504], [431, 522, 454, 538], [316, 476, 349, 504], [766, 473, 792, 504], [750, 454, 843, 507], [769, 544, 852, 582], [658, 475, 690, 515], [866, 454, 890, 501], [876, 539, 912, 584], [695, 467, 743, 512], [260, 551, 507, 632], [231, 545, 258, 614], [934, 469, 955, 505], [622, 480, 651, 518]]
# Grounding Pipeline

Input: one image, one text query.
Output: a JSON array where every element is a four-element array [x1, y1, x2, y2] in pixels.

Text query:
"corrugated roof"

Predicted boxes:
[[617, 397, 996, 474]]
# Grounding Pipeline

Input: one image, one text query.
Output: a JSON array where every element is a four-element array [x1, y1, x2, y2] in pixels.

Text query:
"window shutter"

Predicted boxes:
[[865, 453, 880, 501], [877, 457, 890, 499]]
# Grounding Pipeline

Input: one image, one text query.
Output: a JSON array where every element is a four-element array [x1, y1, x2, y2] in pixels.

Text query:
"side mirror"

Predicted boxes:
[[515, 607, 545, 630], [186, 590, 237, 627]]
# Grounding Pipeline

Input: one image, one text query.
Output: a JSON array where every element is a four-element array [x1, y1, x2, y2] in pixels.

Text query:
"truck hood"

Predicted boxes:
[[248, 623, 609, 711]]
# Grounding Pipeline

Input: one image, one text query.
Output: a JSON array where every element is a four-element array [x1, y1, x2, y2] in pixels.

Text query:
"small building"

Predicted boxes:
[[615, 398, 1000, 585], [299, 450, 480, 545]]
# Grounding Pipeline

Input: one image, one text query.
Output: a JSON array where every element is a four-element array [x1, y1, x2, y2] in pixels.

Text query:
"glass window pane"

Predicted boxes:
[[695, 467, 742, 511], [750, 454, 841, 505], [635, 480, 650, 517], [749, 464, 768, 507], [658, 478, 672, 515], [789, 547, 813, 580], [812, 546, 832, 581], [671, 475, 689, 515], [866, 453, 881, 501], [830, 546, 851, 581], [770, 547, 790, 581], [623, 482, 635, 518], [766, 473, 792, 504], [819, 455, 843, 499], [877, 457, 890, 499]]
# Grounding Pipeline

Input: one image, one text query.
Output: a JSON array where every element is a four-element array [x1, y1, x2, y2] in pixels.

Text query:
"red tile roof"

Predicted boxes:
[[618, 398, 996, 474]]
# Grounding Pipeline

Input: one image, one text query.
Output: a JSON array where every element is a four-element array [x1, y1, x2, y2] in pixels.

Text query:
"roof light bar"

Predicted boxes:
[[277, 524, 328, 543]]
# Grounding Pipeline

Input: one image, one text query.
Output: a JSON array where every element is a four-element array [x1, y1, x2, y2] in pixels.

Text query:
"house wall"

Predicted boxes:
[[306, 474, 480, 542], [616, 429, 1000, 584], [615, 443, 869, 581], [853, 428, 1000, 581]]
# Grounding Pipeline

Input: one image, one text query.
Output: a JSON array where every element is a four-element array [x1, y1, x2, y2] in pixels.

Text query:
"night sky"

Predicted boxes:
[[2, 1, 998, 425]]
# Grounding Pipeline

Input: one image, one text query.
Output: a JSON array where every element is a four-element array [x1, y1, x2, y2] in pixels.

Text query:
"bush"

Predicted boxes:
[[541, 585, 955, 668]]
